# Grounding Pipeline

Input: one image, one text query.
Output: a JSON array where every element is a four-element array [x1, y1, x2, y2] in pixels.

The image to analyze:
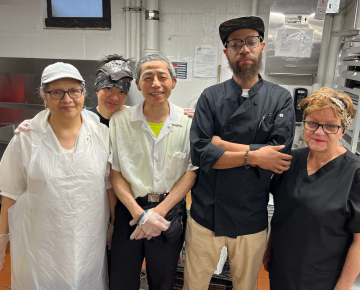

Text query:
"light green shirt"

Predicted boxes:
[[109, 101, 198, 199]]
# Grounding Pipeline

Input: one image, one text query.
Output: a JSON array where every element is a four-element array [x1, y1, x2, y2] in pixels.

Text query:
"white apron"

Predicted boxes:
[[8, 111, 110, 290]]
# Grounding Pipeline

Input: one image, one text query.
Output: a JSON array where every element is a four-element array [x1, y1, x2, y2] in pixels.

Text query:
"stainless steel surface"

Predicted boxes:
[[333, 32, 360, 155], [265, 0, 325, 76], [0, 125, 14, 144], [331, 29, 360, 36], [326, 0, 341, 13], [355, 0, 359, 29]]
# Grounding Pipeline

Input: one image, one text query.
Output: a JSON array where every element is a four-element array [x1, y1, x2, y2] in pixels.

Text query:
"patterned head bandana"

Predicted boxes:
[[305, 93, 352, 132], [94, 60, 134, 94]]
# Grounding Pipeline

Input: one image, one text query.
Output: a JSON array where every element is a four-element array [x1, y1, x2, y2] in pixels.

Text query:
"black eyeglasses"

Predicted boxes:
[[303, 121, 343, 134], [44, 89, 83, 100], [225, 36, 262, 51]]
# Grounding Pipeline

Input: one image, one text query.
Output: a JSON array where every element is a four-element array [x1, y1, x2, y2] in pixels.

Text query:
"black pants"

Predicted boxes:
[[110, 198, 185, 290]]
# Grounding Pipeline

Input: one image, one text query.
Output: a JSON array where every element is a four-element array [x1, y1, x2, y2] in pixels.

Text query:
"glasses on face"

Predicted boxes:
[[44, 89, 83, 100], [225, 36, 262, 52], [303, 120, 343, 134]]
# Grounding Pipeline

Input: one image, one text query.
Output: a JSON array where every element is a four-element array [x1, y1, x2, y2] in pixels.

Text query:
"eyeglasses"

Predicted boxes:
[[303, 121, 343, 134], [44, 89, 83, 100], [225, 36, 262, 52]]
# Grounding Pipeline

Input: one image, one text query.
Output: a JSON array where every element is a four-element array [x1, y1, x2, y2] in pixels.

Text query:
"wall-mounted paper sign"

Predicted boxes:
[[168, 57, 193, 83], [285, 14, 310, 25], [275, 28, 314, 58], [194, 46, 218, 78]]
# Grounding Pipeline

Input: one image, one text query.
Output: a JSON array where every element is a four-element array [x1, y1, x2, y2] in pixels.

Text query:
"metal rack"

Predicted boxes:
[[332, 30, 360, 155]]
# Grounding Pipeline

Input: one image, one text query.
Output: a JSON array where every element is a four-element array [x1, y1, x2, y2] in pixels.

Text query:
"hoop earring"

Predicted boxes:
[[338, 138, 345, 146], [299, 132, 305, 142]]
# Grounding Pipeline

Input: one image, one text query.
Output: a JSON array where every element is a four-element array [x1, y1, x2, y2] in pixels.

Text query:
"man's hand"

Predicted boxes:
[[248, 145, 292, 174], [129, 211, 170, 237], [130, 226, 152, 240]]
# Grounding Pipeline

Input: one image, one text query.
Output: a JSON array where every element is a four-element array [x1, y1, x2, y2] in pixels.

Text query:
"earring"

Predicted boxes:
[[338, 138, 345, 146], [44, 104, 48, 109], [299, 132, 305, 142]]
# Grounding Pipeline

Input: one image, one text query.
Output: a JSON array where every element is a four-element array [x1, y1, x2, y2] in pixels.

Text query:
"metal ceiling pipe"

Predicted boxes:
[[312, 14, 333, 92], [136, 0, 141, 61], [324, 0, 345, 88], [144, 0, 160, 56], [125, 0, 131, 59], [251, 0, 259, 16]]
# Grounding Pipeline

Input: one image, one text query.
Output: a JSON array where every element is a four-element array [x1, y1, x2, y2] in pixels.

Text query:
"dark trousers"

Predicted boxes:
[[110, 199, 185, 290]]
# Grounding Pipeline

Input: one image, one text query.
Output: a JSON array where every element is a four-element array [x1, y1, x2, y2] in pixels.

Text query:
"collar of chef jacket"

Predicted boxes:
[[129, 100, 183, 141], [28, 109, 97, 154], [230, 74, 264, 98]]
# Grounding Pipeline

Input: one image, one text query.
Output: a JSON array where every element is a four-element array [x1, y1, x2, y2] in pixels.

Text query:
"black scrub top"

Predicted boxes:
[[88, 107, 110, 127], [190, 76, 295, 237], [269, 147, 360, 290]]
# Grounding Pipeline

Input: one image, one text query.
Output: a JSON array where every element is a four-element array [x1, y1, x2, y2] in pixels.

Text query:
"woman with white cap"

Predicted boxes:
[[0, 62, 111, 289]]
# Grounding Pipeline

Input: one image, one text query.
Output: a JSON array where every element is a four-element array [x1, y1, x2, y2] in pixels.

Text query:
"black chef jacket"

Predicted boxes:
[[269, 147, 360, 290], [190, 76, 295, 238]]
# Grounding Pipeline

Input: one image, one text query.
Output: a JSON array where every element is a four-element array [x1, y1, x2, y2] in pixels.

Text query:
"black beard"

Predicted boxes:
[[227, 52, 263, 83]]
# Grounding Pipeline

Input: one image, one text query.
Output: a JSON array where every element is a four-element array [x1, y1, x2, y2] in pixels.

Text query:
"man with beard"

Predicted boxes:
[[184, 16, 295, 290]]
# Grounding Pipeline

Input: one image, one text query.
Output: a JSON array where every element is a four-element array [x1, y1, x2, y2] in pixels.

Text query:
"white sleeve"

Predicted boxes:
[[108, 118, 121, 173], [0, 135, 28, 201], [101, 125, 113, 190]]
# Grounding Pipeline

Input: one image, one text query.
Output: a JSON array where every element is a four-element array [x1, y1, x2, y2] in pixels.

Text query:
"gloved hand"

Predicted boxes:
[[0, 234, 9, 270], [183, 108, 195, 118], [14, 120, 31, 134], [130, 226, 152, 240], [107, 223, 114, 250], [129, 211, 170, 237]]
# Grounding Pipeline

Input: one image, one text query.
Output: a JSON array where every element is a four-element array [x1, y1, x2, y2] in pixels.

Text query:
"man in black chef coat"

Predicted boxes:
[[184, 16, 295, 290]]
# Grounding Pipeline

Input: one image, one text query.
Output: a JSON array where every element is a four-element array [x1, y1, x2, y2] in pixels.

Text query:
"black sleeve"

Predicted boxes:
[[252, 90, 296, 179], [346, 170, 360, 233], [190, 93, 226, 172]]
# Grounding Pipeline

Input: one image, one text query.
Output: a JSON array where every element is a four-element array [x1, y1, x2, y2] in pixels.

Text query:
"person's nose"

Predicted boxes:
[[152, 76, 161, 88], [315, 125, 326, 135], [110, 93, 120, 101], [239, 43, 250, 54], [62, 91, 73, 103]]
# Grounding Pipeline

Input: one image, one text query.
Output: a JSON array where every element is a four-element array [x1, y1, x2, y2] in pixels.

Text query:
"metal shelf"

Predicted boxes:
[[338, 73, 360, 82], [340, 61, 360, 66], [333, 31, 360, 155]]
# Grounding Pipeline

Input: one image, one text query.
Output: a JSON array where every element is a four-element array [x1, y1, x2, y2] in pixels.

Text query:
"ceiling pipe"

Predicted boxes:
[[251, 0, 259, 16], [144, 0, 160, 56], [312, 14, 333, 92], [125, 0, 131, 59], [324, 0, 345, 88], [136, 0, 141, 61]]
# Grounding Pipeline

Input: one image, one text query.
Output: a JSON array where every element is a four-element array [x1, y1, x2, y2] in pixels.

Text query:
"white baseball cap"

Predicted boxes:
[[41, 62, 85, 84]]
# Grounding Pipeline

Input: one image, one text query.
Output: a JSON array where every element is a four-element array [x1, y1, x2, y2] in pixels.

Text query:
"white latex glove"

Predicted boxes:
[[130, 226, 152, 240], [0, 234, 9, 270], [183, 108, 195, 118], [14, 119, 31, 134], [129, 211, 170, 237], [107, 223, 114, 250]]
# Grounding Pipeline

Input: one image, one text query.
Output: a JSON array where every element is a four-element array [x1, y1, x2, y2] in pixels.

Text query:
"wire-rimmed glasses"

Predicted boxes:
[[225, 36, 262, 52]]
